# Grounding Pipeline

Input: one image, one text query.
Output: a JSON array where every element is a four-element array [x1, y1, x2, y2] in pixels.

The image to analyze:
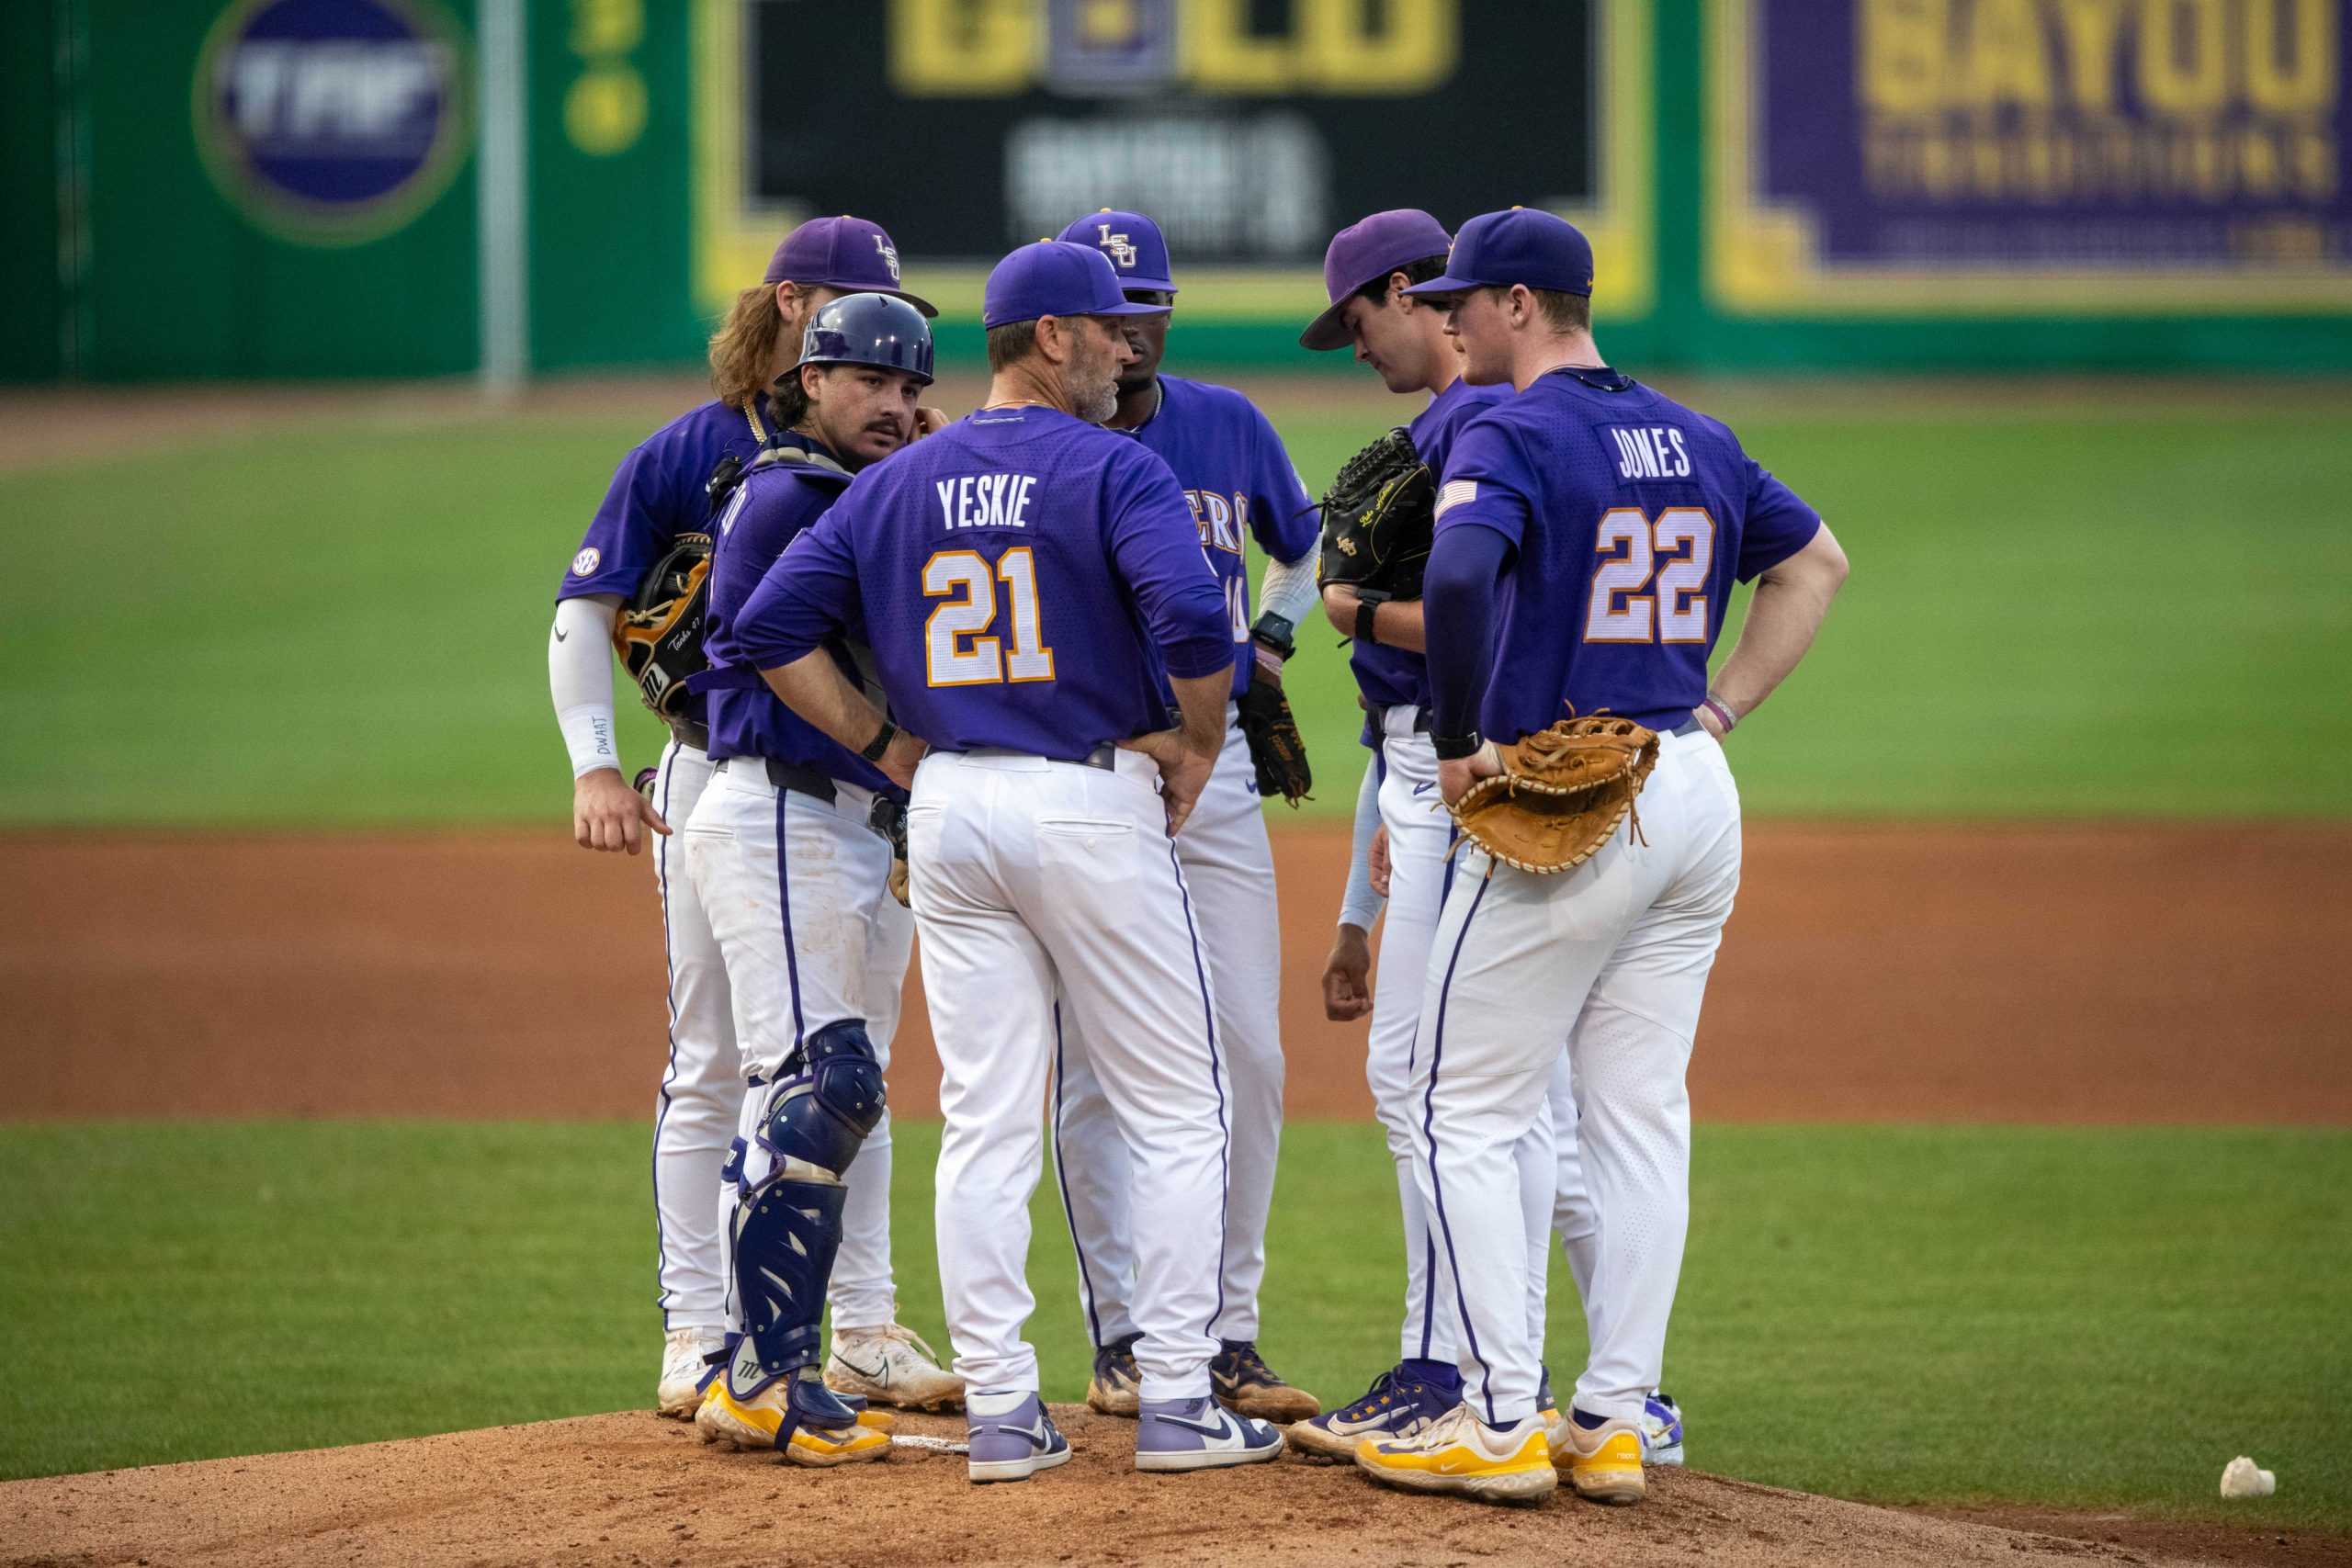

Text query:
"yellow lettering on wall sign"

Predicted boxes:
[[1861, 0, 1948, 114], [2049, 0, 2130, 112], [1963, 0, 2053, 107], [1187, 0, 1294, 93], [2137, 0, 2227, 114], [1301, 0, 1455, 93], [891, 0, 1037, 95], [571, 0, 641, 55], [2244, 0, 2336, 114]]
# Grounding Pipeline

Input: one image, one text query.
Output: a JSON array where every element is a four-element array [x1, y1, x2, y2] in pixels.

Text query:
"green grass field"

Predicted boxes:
[[3, 1121, 2345, 1530], [3, 385, 2348, 827]]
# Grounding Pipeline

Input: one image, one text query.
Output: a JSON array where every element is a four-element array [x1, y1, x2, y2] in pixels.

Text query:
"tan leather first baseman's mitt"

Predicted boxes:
[[1450, 716, 1661, 874]]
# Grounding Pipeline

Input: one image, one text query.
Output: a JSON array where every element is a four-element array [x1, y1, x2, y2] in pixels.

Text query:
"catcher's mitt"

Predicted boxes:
[[1317, 427, 1435, 600], [870, 796, 910, 908], [1237, 673, 1313, 807], [614, 533, 711, 724], [1450, 716, 1660, 874]]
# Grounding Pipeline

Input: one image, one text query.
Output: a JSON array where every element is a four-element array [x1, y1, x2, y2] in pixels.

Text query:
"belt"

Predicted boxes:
[[1077, 742, 1116, 770], [945, 743, 1118, 770], [716, 755, 837, 804], [1671, 716, 1702, 738], [670, 717, 710, 753], [1369, 704, 1430, 735]]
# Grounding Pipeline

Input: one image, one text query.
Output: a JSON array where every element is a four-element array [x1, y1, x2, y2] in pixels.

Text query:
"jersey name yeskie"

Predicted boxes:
[[936, 472, 1038, 530]]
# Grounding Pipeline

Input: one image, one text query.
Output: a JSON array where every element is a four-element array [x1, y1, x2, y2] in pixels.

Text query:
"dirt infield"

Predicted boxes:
[[8, 1406, 2342, 1568], [5, 822, 2346, 1123]]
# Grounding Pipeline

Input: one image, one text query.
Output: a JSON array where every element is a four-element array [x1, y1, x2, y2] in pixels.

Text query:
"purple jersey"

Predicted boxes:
[[1124, 375, 1319, 698], [1435, 368, 1822, 739], [1349, 376, 1515, 728], [734, 406, 1230, 761], [559, 393, 778, 729], [700, 449, 895, 794]]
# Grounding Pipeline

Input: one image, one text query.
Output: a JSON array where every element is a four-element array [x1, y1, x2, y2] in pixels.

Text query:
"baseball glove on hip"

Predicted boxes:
[[613, 534, 711, 725], [1317, 427, 1435, 600], [1451, 716, 1660, 874]]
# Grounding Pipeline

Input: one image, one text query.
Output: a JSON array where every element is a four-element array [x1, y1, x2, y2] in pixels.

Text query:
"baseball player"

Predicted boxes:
[[683, 292, 959, 1465], [1298, 212, 1687, 1468], [732, 241, 1286, 1484], [546, 216, 950, 1418], [1044, 209, 1323, 1424], [1349, 209, 1847, 1505]]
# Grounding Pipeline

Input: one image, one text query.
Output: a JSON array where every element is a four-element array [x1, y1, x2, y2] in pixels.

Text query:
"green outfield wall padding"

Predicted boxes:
[[1, 3, 62, 383]]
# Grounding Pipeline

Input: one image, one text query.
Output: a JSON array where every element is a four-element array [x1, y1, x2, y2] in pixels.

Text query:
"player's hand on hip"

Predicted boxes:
[[877, 729, 932, 792], [1321, 924, 1373, 1021], [1368, 822, 1392, 898], [1119, 728, 1214, 837], [573, 766, 670, 855], [1436, 742, 1501, 809]]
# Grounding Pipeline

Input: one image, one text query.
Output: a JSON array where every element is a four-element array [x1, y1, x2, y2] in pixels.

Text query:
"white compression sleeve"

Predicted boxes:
[[1339, 751, 1385, 931], [1256, 542, 1321, 635], [550, 595, 623, 778]]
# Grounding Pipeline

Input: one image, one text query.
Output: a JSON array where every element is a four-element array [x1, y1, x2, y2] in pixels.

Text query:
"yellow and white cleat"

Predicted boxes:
[[1353, 1404, 1558, 1504], [656, 1325, 728, 1419], [695, 1368, 891, 1467], [1551, 1410, 1646, 1505]]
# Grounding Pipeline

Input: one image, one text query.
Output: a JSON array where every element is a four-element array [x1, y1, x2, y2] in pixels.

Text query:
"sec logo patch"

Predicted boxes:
[[571, 547, 602, 576]]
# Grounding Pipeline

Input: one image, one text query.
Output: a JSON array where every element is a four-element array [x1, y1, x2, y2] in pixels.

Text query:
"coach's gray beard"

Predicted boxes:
[[1075, 368, 1119, 423]]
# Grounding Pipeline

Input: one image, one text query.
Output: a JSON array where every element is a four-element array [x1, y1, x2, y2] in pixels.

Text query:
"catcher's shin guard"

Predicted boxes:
[[727, 1021, 887, 1398]]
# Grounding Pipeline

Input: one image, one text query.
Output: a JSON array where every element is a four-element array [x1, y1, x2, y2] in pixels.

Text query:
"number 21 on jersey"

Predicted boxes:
[[1585, 506, 1714, 645], [923, 547, 1056, 685]]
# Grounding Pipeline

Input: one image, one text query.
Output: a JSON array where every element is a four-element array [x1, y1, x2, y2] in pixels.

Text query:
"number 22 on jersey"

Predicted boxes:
[[1585, 506, 1714, 645], [923, 547, 1056, 685]]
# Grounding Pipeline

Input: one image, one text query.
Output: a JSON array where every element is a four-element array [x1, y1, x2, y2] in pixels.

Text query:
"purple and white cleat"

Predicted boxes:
[[965, 1392, 1072, 1483], [1135, 1394, 1284, 1472]]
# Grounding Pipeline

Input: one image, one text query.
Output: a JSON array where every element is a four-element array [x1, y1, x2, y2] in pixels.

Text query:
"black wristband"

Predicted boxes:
[[1250, 612, 1295, 660], [859, 718, 898, 762], [1353, 598, 1381, 645], [1431, 729, 1484, 761]]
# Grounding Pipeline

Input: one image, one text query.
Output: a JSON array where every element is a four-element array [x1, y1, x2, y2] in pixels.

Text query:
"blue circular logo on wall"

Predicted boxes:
[[194, 0, 469, 246]]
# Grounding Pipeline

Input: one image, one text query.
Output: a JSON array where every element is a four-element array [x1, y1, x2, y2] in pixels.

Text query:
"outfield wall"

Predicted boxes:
[[6, 0, 2350, 382]]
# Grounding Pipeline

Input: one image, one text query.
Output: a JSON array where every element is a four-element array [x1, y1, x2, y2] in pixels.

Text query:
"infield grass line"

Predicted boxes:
[[1, 1120, 2343, 1534]]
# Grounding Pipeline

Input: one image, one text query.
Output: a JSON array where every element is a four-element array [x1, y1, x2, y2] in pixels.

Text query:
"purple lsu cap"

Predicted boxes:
[[1299, 209, 1454, 351], [1055, 209, 1178, 295], [1403, 208, 1595, 301], [982, 241, 1172, 330], [763, 216, 937, 318]]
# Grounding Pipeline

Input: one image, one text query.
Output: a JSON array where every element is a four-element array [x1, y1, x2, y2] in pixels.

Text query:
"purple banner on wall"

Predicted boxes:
[[1730, 0, 2352, 290]]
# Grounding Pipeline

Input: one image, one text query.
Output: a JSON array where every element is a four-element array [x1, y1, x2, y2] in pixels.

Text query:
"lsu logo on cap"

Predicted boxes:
[[1093, 223, 1138, 270], [874, 232, 901, 283], [571, 547, 602, 577]]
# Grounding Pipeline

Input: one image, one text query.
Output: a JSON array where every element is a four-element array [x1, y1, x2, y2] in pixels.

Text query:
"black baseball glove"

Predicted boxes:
[[1237, 662, 1312, 807], [613, 533, 712, 724], [1317, 427, 1435, 600]]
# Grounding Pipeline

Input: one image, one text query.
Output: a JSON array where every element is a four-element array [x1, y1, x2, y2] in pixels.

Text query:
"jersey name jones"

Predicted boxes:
[[1610, 425, 1691, 481]]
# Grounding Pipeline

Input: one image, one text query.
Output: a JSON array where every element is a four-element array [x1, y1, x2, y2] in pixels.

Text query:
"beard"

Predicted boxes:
[[1072, 355, 1121, 423]]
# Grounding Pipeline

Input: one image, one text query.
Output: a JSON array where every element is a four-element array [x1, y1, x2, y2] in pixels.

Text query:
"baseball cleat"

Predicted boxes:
[[965, 1393, 1073, 1483], [1642, 1391, 1685, 1467], [1135, 1394, 1285, 1472], [1553, 1408, 1646, 1504], [1210, 1339, 1319, 1423], [1354, 1404, 1557, 1504], [695, 1367, 891, 1467], [1286, 1365, 1461, 1461], [656, 1325, 729, 1418], [824, 1322, 965, 1412], [1085, 1331, 1143, 1417]]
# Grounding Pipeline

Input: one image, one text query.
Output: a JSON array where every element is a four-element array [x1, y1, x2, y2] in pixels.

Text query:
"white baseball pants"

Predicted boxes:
[[1411, 728, 1741, 1426], [912, 747, 1231, 1399], [683, 759, 914, 1332], [1049, 705, 1283, 1347], [1364, 716, 1555, 1371], [647, 739, 741, 1334]]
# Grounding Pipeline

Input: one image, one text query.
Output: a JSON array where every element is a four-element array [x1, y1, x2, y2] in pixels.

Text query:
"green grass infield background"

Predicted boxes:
[[3, 1121, 2346, 1531], [4, 382, 2348, 827]]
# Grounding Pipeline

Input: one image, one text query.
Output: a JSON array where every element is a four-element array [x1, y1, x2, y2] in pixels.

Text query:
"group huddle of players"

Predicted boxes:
[[546, 203, 1847, 1506]]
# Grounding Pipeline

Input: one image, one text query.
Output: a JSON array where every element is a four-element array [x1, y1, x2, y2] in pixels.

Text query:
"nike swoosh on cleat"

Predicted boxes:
[[1151, 1411, 1243, 1439], [833, 1353, 889, 1384]]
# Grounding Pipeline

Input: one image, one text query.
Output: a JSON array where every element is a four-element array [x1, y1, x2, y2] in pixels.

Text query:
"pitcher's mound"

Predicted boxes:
[[0, 1406, 2282, 1567]]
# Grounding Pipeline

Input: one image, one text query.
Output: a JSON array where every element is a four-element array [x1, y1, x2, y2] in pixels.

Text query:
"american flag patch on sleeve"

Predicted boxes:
[[1434, 479, 1478, 519]]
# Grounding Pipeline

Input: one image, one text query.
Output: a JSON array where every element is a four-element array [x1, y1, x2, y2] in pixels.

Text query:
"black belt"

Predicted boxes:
[[717, 755, 838, 804], [671, 717, 710, 753], [1078, 742, 1116, 770], [1368, 704, 1430, 735], [1671, 716, 1703, 738]]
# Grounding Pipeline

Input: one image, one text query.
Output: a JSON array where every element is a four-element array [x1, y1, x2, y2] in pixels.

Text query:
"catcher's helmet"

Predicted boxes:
[[799, 292, 935, 386]]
